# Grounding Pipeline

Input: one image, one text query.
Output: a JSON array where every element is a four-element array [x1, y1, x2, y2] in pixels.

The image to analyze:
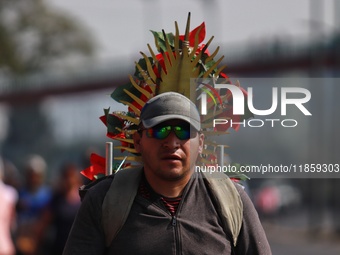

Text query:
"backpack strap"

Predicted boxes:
[[79, 175, 113, 202], [202, 171, 243, 247], [101, 167, 143, 247], [101, 167, 243, 248]]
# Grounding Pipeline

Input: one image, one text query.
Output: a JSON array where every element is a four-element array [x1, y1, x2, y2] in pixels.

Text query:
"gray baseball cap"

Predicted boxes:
[[140, 92, 201, 131]]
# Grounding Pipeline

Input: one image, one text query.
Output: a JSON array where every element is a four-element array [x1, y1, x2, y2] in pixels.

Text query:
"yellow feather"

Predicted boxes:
[[114, 137, 134, 144], [215, 65, 227, 77], [206, 44, 220, 63], [147, 44, 158, 63], [174, 22, 180, 55], [114, 146, 138, 153], [129, 75, 153, 99], [198, 158, 216, 164], [123, 89, 146, 108], [164, 31, 176, 64], [140, 52, 157, 83], [114, 127, 137, 135], [114, 156, 143, 162], [203, 56, 224, 79], [202, 149, 216, 155], [120, 100, 141, 116], [135, 61, 154, 86]]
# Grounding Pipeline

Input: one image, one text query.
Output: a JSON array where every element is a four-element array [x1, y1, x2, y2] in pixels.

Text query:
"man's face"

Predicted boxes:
[[134, 119, 204, 182]]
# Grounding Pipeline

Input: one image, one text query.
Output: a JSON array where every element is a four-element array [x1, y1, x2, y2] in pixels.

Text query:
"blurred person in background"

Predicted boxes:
[[15, 154, 52, 255], [2, 158, 22, 191], [39, 162, 83, 255], [0, 156, 18, 255]]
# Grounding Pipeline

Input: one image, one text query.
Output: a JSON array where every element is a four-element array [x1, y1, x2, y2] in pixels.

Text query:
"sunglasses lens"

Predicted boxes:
[[146, 126, 171, 139], [145, 124, 194, 140], [156, 126, 172, 139], [173, 126, 190, 140]]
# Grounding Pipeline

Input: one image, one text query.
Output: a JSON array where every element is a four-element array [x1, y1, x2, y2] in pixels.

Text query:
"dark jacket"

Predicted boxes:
[[63, 171, 271, 255]]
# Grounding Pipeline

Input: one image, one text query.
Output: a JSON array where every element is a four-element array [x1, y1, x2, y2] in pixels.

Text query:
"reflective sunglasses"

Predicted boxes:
[[139, 124, 196, 140]]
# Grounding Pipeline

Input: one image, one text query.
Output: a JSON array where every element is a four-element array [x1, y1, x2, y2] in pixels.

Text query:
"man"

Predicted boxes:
[[16, 154, 52, 255], [63, 92, 271, 254]]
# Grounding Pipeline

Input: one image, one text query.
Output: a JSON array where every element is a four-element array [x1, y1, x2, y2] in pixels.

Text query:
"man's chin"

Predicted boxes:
[[160, 166, 192, 181]]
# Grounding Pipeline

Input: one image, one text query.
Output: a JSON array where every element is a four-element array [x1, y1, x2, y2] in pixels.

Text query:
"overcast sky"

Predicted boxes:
[[40, 0, 338, 146], [47, 0, 336, 61]]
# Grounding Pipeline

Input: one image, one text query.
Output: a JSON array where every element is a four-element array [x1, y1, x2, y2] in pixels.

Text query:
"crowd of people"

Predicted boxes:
[[0, 154, 84, 255]]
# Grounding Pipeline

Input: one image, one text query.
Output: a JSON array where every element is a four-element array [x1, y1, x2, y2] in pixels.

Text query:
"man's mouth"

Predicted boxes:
[[161, 154, 182, 161]]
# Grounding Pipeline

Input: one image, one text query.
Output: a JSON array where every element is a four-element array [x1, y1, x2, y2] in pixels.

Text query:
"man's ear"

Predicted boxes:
[[133, 131, 142, 153], [198, 133, 204, 154]]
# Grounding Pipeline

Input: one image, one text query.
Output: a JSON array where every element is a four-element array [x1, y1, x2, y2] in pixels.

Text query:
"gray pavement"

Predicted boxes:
[[262, 209, 340, 255], [264, 223, 340, 255]]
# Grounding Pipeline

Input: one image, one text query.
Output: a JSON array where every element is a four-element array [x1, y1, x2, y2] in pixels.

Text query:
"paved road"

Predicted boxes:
[[264, 223, 340, 255], [262, 209, 340, 255]]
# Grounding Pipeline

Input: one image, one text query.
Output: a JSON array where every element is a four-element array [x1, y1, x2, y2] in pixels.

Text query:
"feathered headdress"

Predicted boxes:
[[81, 13, 252, 181]]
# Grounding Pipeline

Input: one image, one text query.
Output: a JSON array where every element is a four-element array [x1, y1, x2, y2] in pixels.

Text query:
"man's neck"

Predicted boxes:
[[144, 170, 193, 198]]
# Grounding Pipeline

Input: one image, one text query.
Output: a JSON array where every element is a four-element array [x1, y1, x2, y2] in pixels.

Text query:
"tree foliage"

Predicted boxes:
[[0, 0, 94, 75], [0, 0, 95, 168]]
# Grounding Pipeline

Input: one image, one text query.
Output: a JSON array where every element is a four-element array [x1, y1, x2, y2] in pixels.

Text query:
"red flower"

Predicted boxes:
[[80, 153, 106, 180], [219, 72, 229, 79], [99, 114, 124, 139], [179, 22, 206, 47]]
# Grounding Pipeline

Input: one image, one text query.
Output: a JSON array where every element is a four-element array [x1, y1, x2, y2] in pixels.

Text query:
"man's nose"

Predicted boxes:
[[162, 131, 180, 148]]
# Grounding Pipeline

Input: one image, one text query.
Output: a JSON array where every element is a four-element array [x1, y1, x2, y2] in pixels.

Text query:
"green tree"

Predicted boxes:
[[0, 0, 93, 74], [0, 0, 95, 167]]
